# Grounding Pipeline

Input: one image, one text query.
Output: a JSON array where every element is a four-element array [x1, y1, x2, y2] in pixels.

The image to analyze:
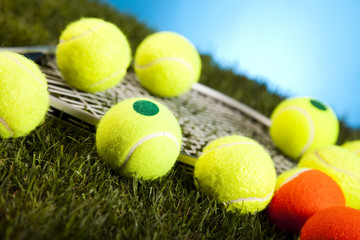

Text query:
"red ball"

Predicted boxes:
[[266, 168, 345, 234], [300, 206, 360, 240]]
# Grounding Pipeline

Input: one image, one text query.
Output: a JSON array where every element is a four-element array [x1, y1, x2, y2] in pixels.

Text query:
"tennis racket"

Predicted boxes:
[[0, 46, 296, 174]]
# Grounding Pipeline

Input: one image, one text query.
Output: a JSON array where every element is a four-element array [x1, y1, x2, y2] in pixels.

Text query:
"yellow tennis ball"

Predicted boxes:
[[298, 145, 360, 209], [96, 97, 182, 180], [134, 31, 202, 97], [194, 135, 277, 214], [0, 51, 49, 138], [342, 140, 360, 157], [56, 18, 131, 92], [269, 97, 339, 160]]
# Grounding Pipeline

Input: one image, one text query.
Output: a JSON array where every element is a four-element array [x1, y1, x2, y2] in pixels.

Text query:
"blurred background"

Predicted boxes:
[[107, 0, 360, 128]]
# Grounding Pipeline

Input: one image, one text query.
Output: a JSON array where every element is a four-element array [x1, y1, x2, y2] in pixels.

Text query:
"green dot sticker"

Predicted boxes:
[[133, 100, 159, 116], [310, 99, 327, 111]]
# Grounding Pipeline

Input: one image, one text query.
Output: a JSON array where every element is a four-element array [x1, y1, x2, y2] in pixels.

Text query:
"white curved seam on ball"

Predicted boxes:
[[202, 141, 259, 155], [355, 149, 360, 154], [59, 22, 106, 44], [87, 68, 126, 89], [225, 191, 273, 204], [273, 105, 315, 157], [0, 117, 13, 138], [277, 168, 311, 189], [120, 131, 180, 169], [134, 57, 194, 82], [315, 151, 360, 183], [5, 54, 47, 89]]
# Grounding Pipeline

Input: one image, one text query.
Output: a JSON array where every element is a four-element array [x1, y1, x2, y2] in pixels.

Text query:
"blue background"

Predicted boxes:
[[106, 0, 360, 128]]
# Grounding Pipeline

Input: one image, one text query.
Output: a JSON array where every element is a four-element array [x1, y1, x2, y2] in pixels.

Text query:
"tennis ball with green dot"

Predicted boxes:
[[96, 97, 182, 180], [0, 51, 49, 138], [56, 18, 131, 92], [134, 31, 202, 97], [270, 97, 339, 160], [194, 135, 277, 214]]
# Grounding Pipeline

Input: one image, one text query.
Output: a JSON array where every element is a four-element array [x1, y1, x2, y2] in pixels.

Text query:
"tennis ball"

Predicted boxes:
[[342, 140, 360, 157], [134, 31, 201, 97], [269, 97, 339, 160], [194, 135, 277, 214], [300, 206, 360, 240], [298, 145, 360, 209], [0, 51, 49, 138], [266, 168, 345, 234], [96, 97, 182, 180], [56, 18, 131, 92]]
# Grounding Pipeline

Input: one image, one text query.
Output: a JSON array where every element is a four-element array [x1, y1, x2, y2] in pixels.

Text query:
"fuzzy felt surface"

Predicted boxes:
[[267, 168, 345, 234], [0, 51, 49, 138], [269, 97, 339, 160], [56, 18, 131, 92], [298, 145, 360, 209], [96, 97, 182, 180], [300, 206, 360, 240], [342, 140, 360, 157], [134, 31, 201, 97], [194, 135, 277, 214]]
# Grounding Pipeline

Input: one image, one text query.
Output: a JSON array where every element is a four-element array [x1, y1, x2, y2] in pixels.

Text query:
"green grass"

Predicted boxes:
[[1, 118, 294, 240], [0, 0, 359, 239]]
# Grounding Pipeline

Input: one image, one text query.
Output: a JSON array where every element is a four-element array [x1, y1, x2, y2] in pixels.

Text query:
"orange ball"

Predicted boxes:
[[300, 206, 360, 240], [266, 168, 345, 234]]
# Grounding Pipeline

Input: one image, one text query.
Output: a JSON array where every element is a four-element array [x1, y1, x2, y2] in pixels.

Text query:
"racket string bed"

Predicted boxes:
[[38, 54, 296, 175]]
